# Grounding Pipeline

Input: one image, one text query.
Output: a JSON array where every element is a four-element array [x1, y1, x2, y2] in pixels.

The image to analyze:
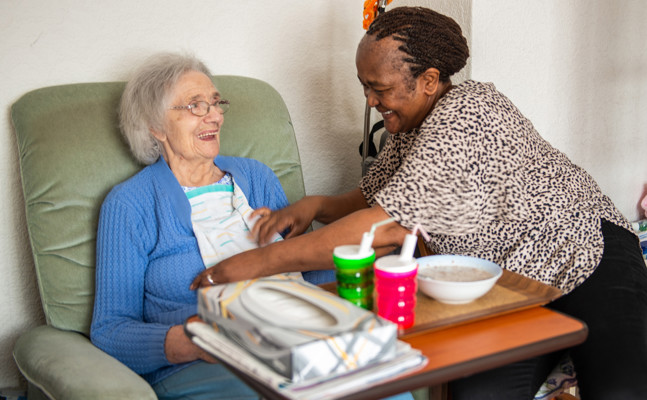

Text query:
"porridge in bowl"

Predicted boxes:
[[423, 265, 494, 282], [417, 255, 503, 304]]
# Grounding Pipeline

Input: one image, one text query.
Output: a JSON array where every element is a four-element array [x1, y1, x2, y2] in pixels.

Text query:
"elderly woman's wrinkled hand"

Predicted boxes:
[[165, 324, 218, 364]]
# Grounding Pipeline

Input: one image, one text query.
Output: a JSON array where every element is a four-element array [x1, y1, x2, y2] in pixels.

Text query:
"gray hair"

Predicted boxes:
[[119, 52, 212, 164]]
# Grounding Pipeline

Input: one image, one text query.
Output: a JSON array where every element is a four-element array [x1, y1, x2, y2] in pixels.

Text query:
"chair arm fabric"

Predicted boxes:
[[13, 325, 156, 400]]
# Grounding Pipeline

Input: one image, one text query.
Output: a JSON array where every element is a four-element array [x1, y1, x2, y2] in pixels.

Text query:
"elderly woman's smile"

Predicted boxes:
[[197, 131, 219, 140]]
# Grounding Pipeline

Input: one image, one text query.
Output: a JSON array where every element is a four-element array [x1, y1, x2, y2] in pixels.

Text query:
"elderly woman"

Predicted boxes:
[[90, 53, 332, 399], [192, 7, 647, 400]]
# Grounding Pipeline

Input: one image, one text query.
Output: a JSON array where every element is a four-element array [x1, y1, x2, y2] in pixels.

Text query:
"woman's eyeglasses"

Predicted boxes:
[[170, 99, 230, 116]]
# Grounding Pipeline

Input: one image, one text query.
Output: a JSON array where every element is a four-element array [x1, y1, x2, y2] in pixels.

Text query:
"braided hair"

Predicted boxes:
[[366, 6, 469, 82]]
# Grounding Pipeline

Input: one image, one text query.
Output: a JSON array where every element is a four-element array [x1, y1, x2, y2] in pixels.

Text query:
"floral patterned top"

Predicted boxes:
[[360, 80, 631, 294]]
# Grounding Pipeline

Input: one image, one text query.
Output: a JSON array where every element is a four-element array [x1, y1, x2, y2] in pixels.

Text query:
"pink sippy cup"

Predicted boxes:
[[374, 233, 419, 330]]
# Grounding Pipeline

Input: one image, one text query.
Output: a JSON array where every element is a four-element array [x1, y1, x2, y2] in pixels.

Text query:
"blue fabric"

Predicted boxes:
[[90, 156, 329, 385], [301, 269, 335, 285], [152, 361, 414, 400], [384, 392, 415, 400], [152, 362, 259, 400]]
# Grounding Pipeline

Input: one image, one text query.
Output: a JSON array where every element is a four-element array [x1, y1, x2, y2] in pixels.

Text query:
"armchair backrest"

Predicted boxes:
[[11, 76, 306, 335]]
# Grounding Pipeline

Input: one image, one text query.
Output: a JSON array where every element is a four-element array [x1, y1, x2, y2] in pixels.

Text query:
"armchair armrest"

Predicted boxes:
[[13, 325, 156, 400]]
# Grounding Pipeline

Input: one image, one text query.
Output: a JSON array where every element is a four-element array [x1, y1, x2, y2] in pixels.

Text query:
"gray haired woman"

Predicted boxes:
[[90, 52, 332, 399]]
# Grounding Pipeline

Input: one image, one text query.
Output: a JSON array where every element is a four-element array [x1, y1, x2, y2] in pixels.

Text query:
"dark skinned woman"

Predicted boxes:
[[192, 7, 647, 399]]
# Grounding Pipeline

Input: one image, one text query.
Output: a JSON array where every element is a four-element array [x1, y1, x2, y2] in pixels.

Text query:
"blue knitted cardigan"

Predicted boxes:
[[90, 156, 332, 385]]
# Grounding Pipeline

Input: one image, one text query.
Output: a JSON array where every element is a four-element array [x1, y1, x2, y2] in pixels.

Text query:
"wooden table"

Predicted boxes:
[[201, 305, 587, 400], [190, 272, 588, 399], [340, 306, 587, 399]]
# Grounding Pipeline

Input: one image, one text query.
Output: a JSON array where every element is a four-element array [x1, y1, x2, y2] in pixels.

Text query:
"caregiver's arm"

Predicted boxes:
[[251, 188, 369, 245], [191, 203, 408, 288], [313, 188, 370, 224]]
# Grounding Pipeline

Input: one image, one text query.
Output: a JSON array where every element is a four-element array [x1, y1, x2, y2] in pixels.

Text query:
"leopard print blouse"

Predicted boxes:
[[360, 80, 631, 294]]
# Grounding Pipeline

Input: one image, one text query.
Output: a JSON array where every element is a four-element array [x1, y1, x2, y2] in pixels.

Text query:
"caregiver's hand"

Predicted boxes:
[[190, 249, 269, 289], [251, 198, 320, 245]]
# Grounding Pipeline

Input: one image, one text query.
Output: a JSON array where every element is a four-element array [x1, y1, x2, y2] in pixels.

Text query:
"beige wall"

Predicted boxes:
[[471, 0, 647, 219], [1, 0, 644, 390]]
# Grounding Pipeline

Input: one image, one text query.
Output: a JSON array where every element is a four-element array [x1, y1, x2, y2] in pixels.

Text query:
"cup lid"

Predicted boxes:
[[374, 255, 418, 273], [333, 244, 375, 260]]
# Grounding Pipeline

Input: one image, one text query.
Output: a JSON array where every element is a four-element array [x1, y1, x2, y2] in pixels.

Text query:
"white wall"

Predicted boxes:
[[0, 0, 468, 390], [471, 0, 647, 220], [3, 0, 644, 391]]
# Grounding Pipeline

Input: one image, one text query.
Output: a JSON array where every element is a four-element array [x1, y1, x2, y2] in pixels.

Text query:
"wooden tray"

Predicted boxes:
[[322, 269, 562, 337], [401, 269, 562, 337]]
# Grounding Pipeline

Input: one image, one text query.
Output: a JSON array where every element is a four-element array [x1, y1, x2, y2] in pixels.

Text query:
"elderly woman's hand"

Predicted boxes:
[[165, 324, 218, 364], [642, 194, 647, 218]]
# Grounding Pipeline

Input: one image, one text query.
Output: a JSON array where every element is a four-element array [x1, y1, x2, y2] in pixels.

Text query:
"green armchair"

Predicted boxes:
[[11, 76, 308, 399]]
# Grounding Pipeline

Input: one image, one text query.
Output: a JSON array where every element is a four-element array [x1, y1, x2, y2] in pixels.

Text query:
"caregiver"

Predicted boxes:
[[192, 7, 647, 399]]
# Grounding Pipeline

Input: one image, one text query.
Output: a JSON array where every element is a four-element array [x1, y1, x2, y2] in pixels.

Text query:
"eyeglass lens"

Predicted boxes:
[[191, 100, 229, 116]]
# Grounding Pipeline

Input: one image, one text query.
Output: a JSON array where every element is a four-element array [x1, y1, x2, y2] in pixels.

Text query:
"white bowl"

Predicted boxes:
[[417, 255, 503, 304]]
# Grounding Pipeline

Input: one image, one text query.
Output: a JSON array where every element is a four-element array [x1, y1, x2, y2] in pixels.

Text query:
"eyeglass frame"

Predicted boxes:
[[169, 99, 230, 116]]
